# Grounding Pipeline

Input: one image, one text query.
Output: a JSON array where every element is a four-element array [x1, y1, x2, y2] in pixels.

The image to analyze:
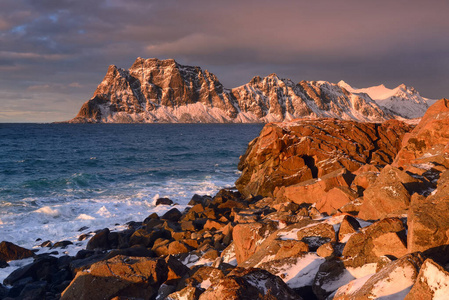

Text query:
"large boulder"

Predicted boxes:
[[394, 98, 449, 170], [342, 218, 407, 267], [408, 171, 449, 263], [404, 258, 449, 300], [198, 268, 302, 300], [0, 241, 34, 261], [236, 118, 412, 197], [61, 255, 169, 300], [334, 253, 424, 300], [274, 168, 355, 205]]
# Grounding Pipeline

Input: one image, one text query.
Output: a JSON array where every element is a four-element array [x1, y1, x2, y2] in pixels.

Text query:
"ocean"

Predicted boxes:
[[0, 123, 263, 279]]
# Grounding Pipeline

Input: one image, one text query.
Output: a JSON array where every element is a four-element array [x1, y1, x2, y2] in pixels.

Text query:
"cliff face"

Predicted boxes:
[[69, 58, 427, 123]]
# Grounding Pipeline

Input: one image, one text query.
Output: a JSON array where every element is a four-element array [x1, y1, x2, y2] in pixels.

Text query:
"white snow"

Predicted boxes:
[[421, 259, 449, 299]]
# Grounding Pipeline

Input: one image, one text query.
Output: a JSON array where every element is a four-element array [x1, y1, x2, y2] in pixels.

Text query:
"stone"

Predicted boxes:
[[316, 242, 334, 258], [274, 168, 355, 205], [161, 208, 182, 222], [198, 268, 302, 300], [236, 119, 412, 197], [342, 217, 407, 267], [61, 255, 168, 300], [338, 215, 361, 242], [86, 228, 111, 251], [315, 186, 359, 215], [167, 286, 202, 300], [156, 197, 173, 206], [394, 98, 449, 169], [408, 174, 449, 263], [4, 255, 58, 286], [296, 223, 336, 250], [0, 241, 35, 261], [404, 258, 449, 300], [334, 253, 424, 300], [232, 221, 278, 264]]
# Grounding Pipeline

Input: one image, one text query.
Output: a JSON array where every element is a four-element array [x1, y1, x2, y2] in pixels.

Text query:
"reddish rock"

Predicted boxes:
[[342, 218, 407, 267], [296, 223, 336, 250], [404, 258, 449, 300], [167, 287, 202, 300], [0, 241, 34, 262], [232, 222, 278, 264], [315, 186, 359, 215], [394, 98, 449, 169], [61, 255, 168, 300], [236, 119, 412, 197], [316, 242, 335, 258], [274, 168, 355, 205], [198, 268, 302, 300], [338, 215, 361, 242]]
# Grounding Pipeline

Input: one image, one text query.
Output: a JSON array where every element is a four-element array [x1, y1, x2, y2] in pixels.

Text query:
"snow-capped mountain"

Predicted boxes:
[[338, 80, 435, 119], [68, 58, 432, 123]]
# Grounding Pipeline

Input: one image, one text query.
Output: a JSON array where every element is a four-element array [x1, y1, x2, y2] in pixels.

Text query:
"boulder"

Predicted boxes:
[[86, 228, 111, 251], [333, 253, 424, 300], [167, 286, 202, 300], [0, 241, 35, 261], [155, 197, 173, 206], [404, 258, 449, 300], [296, 223, 336, 250], [337, 215, 361, 242], [274, 168, 355, 205], [198, 268, 302, 300], [161, 208, 182, 222], [394, 98, 449, 169], [342, 218, 407, 267], [315, 186, 359, 215], [232, 221, 278, 264], [236, 119, 412, 197], [408, 172, 449, 263], [61, 255, 169, 300]]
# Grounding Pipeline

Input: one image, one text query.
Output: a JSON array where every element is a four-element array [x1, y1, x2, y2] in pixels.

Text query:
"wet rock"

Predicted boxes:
[[86, 228, 111, 251], [161, 208, 182, 222], [52, 241, 73, 249], [156, 197, 173, 206], [404, 258, 449, 300], [4, 255, 59, 286], [198, 267, 302, 300], [61, 255, 169, 300], [0, 241, 35, 261]]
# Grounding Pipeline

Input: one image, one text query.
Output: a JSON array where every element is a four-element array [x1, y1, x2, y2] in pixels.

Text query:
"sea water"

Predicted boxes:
[[0, 123, 263, 280]]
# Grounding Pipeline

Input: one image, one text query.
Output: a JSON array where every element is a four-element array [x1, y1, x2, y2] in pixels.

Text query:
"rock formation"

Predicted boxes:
[[68, 58, 432, 123]]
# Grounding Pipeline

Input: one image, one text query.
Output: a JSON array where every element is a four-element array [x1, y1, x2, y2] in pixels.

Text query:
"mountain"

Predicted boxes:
[[338, 80, 434, 119], [68, 58, 432, 123]]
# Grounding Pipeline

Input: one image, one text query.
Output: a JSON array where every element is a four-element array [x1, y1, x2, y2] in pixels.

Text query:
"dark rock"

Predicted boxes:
[[188, 194, 213, 206], [106, 246, 154, 260], [162, 208, 182, 222], [70, 253, 108, 275], [52, 240, 73, 249], [156, 197, 174, 206], [40, 240, 53, 247], [0, 259, 9, 268], [4, 255, 59, 286], [86, 228, 111, 251], [0, 241, 35, 261]]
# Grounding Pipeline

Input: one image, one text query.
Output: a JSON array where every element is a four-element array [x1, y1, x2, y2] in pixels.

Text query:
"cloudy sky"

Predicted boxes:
[[1, 0, 448, 122]]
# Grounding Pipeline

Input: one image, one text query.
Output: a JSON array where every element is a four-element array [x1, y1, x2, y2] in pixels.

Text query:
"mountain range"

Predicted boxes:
[[68, 58, 434, 123]]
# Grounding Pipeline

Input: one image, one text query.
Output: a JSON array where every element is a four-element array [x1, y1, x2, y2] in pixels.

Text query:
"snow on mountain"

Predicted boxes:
[[67, 58, 434, 123], [338, 80, 435, 119]]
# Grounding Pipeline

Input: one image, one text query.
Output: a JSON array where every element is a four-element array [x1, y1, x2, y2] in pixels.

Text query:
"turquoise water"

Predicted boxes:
[[0, 123, 263, 252]]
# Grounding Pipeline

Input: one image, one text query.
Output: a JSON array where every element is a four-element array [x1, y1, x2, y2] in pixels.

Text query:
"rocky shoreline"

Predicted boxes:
[[1, 98, 449, 300]]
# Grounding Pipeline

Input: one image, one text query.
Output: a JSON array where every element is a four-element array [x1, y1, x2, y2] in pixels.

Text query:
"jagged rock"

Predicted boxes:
[[86, 228, 111, 251], [183, 266, 225, 290], [342, 218, 407, 267], [404, 258, 449, 300], [198, 268, 303, 300], [296, 223, 336, 251], [61, 255, 169, 300], [155, 197, 173, 206], [315, 186, 359, 215], [0, 241, 35, 261], [408, 171, 449, 263], [4, 255, 59, 286], [334, 253, 424, 300], [394, 98, 449, 169], [338, 215, 361, 242], [350, 165, 380, 192], [274, 168, 355, 206], [161, 208, 182, 222], [316, 242, 335, 258], [167, 286, 203, 300], [236, 118, 412, 197], [232, 221, 278, 264], [358, 165, 425, 220]]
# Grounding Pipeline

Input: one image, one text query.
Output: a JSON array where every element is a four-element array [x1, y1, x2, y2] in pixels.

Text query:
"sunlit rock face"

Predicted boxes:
[[68, 58, 430, 123]]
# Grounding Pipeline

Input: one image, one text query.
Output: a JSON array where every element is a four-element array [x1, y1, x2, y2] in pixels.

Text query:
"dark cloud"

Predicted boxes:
[[1, 0, 448, 122]]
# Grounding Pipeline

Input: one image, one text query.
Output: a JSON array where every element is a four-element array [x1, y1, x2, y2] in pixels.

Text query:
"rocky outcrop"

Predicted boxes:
[[68, 58, 431, 123], [236, 118, 412, 198], [0, 241, 34, 262]]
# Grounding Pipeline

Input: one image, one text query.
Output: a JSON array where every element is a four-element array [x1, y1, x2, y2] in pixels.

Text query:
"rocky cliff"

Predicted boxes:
[[68, 58, 431, 123]]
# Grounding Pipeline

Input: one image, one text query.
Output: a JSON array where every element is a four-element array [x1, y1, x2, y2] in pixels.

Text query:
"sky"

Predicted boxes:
[[0, 0, 448, 122]]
